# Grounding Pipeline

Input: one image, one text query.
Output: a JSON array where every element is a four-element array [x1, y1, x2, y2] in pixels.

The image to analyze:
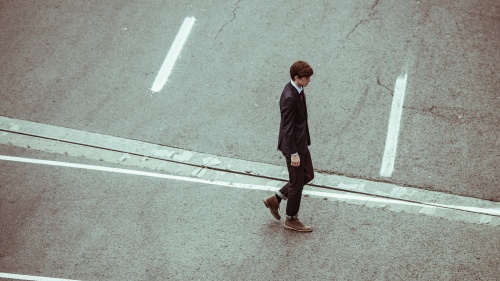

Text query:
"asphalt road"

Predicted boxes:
[[1, 0, 498, 201], [1, 147, 499, 280], [0, 1, 499, 200], [0, 2, 499, 279]]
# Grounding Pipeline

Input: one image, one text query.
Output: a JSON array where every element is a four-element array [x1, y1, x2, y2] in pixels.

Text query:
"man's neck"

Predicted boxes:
[[291, 80, 303, 93]]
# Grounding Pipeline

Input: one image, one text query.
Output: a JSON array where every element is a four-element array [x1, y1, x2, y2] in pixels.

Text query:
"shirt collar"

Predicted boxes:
[[290, 80, 303, 94]]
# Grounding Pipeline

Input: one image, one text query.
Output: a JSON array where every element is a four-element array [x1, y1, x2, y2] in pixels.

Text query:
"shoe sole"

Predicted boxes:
[[284, 225, 313, 232], [263, 199, 281, 220]]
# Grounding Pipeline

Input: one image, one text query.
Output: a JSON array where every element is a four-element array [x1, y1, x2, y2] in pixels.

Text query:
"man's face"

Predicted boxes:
[[294, 76, 311, 88]]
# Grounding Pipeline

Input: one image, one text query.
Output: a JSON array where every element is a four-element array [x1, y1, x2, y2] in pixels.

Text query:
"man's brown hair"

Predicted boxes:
[[290, 61, 314, 80]]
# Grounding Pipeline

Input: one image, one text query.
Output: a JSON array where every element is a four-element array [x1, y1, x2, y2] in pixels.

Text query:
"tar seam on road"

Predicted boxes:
[[1, 128, 499, 218], [151, 16, 196, 93], [380, 72, 408, 177]]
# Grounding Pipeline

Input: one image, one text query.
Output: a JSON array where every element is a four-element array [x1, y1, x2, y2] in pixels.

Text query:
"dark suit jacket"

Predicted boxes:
[[277, 82, 311, 155]]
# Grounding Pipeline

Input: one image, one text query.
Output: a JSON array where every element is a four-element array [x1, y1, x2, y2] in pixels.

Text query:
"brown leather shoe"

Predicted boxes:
[[284, 218, 313, 232], [263, 195, 281, 220]]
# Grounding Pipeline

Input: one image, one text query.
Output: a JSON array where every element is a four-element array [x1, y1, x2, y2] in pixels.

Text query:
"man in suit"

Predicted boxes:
[[263, 61, 315, 232]]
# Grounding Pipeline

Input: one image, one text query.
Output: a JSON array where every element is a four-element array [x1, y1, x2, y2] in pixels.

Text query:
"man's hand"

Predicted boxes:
[[291, 154, 300, 167]]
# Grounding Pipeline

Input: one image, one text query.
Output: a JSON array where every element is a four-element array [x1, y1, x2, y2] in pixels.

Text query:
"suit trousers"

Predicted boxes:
[[277, 152, 314, 218]]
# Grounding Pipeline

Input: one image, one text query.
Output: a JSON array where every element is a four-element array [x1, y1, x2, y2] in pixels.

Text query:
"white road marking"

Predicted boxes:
[[2, 115, 499, 224], [2, 155, 499, 216], [0, 272, 80, 281], [380, 72, 408, 177], [0, 155, 273, 192], [151, 16, 196, 92]]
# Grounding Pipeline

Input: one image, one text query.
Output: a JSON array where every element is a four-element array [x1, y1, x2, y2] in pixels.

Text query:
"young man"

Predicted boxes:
[[263, 61, 315, 232]]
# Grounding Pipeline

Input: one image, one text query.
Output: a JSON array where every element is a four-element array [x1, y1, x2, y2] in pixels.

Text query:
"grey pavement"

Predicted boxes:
[[0, 0, 498, 200], [1, 147, 499, 281], [1, 116, 499, 226], [1, 0, 499, 280]]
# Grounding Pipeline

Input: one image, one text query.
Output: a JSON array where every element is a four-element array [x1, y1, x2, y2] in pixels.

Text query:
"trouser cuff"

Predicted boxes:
[[276, 191, 287, 200]]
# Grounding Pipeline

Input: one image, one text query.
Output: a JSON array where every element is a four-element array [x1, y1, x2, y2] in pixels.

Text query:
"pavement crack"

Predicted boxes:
[[376, 77, 393, 96], [404, 105, 453, 121], [427, 106, 454, 121], [371, 0, 382, 9], [337, 85, 370, 137], [345, 0, 381, 39], [402, 105, 494, 124], [345, 19, 371, 39], [214, 0, 242, 41]]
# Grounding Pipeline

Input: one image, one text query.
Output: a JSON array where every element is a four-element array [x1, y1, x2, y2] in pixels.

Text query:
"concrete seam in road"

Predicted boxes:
[[1, 116, 499, 227]]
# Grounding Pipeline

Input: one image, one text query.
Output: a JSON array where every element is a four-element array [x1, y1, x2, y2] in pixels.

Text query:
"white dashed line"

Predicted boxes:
[[151, 16, 196, 92], [380, 72, 408, 177]]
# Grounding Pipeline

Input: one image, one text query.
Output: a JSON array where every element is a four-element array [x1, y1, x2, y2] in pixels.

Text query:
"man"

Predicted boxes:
[[263, 61, 315, 232]]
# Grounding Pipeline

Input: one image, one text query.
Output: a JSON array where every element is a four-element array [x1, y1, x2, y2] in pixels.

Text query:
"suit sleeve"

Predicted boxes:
[[281, 96, 298, 154]]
